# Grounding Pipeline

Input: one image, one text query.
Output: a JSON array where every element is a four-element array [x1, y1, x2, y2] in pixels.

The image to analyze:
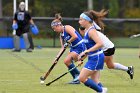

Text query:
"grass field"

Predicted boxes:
[[0, 48, 140, 93], [33, 37, 140, 48]]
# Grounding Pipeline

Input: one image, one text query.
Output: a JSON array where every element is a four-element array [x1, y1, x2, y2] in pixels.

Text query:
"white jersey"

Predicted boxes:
[[97, 31, 114, 51], [92, 21, 114, 51]]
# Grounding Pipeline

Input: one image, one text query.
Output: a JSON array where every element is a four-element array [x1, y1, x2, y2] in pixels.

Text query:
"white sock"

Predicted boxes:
[[114, 63, 128, 71]]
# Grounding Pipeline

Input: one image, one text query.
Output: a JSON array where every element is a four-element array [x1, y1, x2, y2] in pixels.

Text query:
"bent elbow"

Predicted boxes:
[[74, 35, 78, 40]]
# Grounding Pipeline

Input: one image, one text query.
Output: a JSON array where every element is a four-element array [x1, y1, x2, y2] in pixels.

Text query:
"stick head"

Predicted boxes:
[[46, 83, 51, 86], [40, 76, 45, 81], [130, 35, 136, 38]]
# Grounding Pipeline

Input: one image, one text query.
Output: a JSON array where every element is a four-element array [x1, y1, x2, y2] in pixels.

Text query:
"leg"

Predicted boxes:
[[105, 55, 128, 71], [64, 52, 80, 84], [23, 33, 32, 52], [79, 68, 103, 92], [91, 71, 103, 87], [105, 55, 134, 79], [104, 56, 115, 69], [13, 35, 20, 52], [28, 33, 34, 49]]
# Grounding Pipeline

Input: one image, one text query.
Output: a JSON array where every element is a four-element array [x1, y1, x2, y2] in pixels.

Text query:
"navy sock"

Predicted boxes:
[[98, 82, 103, 87], [68, 63, 76, 79], [84, 78, 102, 92]]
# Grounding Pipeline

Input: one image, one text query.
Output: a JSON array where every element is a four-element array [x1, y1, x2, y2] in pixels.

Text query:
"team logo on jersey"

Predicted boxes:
[[83, 39, 89, 43], [64, 36, 71, 42], [17, 12, 25, 21]]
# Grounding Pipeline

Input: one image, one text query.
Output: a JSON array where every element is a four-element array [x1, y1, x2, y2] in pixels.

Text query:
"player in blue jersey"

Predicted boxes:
[[79, 24, 134, 80], [78, 10, 108, 93], [51, 14, 85, 84]]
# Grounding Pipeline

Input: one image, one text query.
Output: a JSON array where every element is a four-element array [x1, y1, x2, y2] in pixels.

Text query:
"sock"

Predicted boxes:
[[84, 78, 102, 92], [68, 63, 79, 79], [71, 60, 80, 75], [98, 82, 103, 87], [114, 63, 128, 71]]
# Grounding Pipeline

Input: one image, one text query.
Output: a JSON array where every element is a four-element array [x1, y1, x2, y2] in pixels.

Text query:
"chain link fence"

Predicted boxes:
[[0, 17, 140, 48]]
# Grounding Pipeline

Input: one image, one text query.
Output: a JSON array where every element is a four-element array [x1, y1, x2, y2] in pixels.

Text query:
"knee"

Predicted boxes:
[[79, 76, 86, 83], [105, 60, 115, 69], [64, 59, 71, 66], [107, 64, 114, 69]]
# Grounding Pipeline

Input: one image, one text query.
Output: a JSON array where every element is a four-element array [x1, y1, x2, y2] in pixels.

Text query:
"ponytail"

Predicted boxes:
[[86, 9, 109, 31], [55, 13, 63, 22]]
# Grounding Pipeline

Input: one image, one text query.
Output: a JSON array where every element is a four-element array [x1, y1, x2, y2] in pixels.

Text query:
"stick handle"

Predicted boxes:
[[41, 48, 66, 81]]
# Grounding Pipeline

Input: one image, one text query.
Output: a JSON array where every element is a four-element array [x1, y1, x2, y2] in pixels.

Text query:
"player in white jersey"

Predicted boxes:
[[79, 23, 134, 80]]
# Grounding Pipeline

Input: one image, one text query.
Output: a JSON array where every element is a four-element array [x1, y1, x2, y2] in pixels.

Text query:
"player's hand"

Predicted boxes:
[[30, 24, 39, 35], [78, 50, 88, 61], [12, 23, 18, 30], [64, 41, 71, 48]]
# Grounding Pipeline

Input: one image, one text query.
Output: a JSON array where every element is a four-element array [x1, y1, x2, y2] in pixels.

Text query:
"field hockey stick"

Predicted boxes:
[[45, 54, 87, 86], [130, 34, 140, 38], [40, 48, 66, 81], [46, 64, 82, 86]]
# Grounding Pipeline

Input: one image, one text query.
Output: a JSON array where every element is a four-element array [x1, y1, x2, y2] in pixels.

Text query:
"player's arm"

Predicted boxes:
[[12, 12, 18, 30], [26, 11, 34, 25], [85, 29, 103, 53], [27, 12, 39, 35], [30, 19, 35, 25], [65, 25, 78, 43]]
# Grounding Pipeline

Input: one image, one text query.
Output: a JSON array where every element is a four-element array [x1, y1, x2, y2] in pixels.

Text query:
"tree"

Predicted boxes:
[[0, 0, 2, 17]]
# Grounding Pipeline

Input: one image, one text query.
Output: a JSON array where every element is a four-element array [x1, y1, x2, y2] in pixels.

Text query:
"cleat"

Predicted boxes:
[[68, 80, 80, 84], [127, 66, 134, 79], [102, 87, 107, 93], [97, 87, 107, 93], [73, 75, 79, 81]]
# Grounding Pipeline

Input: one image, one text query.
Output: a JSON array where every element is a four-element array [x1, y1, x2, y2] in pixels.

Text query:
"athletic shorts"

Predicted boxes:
[[103, 47, 115, 56], [16, 25, 30, 36], [84, 53, 104, 71], [70, 43, 86, 54]]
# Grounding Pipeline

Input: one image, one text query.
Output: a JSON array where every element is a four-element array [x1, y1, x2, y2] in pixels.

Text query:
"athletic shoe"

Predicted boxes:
[[97, 87, 108, 93], [12, 49, 21, 52], [26, 48, 32, 52], [73, 75, 79, 81], [127, 66, 134, 79], [68, 80, 80, 84]]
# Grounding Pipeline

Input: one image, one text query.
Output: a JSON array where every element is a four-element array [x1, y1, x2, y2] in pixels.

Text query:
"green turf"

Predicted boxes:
[[33, 37, 140, 48], [0, 48, 139, 93]]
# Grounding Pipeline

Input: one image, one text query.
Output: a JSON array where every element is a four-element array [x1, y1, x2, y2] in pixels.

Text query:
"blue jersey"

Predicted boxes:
[[83, 26, 102, 55], [60, 26, 85, 54], [83, 26, 104, 70]]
